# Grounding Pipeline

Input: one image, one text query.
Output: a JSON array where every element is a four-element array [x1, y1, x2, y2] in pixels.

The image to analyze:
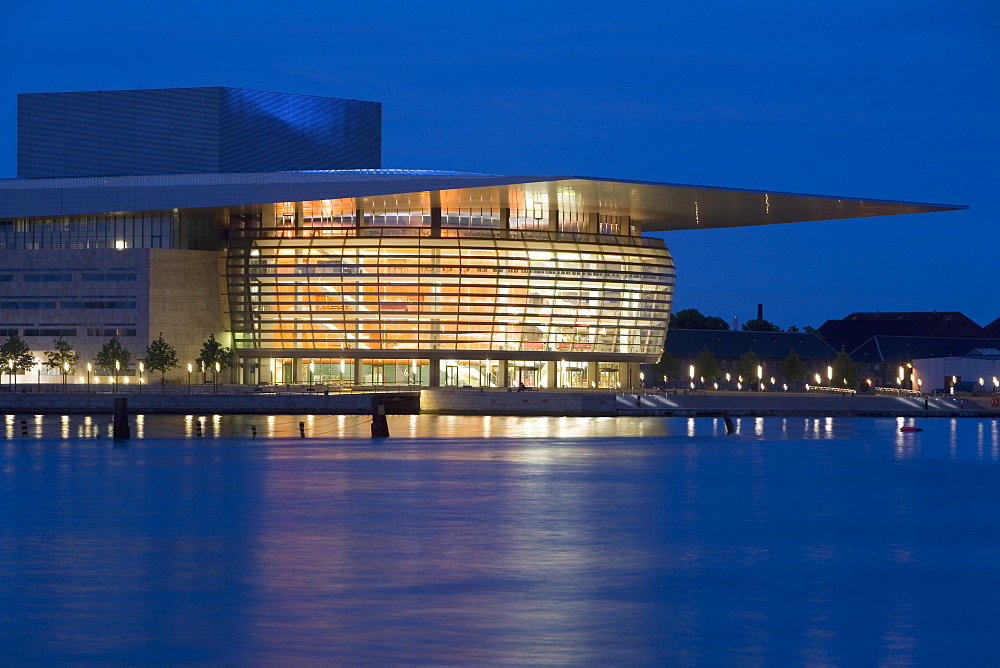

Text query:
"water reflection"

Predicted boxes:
[[0, 420, 998, 663], [0, 414, 997, 451]]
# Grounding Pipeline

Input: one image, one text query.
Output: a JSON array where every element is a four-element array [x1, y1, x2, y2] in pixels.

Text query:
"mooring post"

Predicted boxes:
[[723, 410, 736, 435], [371, 398, 390, 438], [299, 421, 305, 438], [113, 397, 131, 440]]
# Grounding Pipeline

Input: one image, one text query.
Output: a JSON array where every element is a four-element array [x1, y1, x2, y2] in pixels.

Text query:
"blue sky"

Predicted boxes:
[[1, 0, 996, 328]]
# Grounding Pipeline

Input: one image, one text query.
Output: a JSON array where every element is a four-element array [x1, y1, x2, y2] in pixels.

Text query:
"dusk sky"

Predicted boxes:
[[2, 0, 996, 329]]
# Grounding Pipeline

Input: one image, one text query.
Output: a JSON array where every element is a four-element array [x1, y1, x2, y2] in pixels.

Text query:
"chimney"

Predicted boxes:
[[757, 303, 763, 321]]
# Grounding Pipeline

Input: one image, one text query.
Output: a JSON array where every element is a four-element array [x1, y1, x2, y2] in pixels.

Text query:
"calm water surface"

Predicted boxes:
[[1, 416, 999, 664]]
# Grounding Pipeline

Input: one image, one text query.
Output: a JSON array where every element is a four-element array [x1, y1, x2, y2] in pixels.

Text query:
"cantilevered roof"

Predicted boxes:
[[0, 170, 964, 229]]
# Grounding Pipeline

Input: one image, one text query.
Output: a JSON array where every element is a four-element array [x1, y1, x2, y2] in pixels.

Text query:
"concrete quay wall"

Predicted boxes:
[[422, 390, 994, 418], [421, 389, 618, 416], [0, 391, 416, 415]]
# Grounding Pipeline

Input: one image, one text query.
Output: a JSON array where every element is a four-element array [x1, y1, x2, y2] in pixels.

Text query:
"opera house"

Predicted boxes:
[[0, 87, 962, 388]]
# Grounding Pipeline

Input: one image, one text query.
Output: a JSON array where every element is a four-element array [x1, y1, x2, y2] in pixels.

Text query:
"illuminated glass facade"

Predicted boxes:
[[225, 190, 674, 388]]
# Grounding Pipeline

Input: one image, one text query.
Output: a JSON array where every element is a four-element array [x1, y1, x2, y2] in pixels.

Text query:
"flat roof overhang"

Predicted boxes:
[[0, 171, 965, 229]]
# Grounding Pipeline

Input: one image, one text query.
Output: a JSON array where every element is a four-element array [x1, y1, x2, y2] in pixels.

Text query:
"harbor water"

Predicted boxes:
[[1, 416, 998, 663]]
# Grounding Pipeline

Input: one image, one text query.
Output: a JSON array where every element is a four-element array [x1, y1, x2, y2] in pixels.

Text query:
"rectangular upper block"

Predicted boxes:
[[17, 87, 381, 178]]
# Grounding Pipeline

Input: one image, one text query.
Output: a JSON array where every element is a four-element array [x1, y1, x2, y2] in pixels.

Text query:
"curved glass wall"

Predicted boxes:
[[227, 197, 674, 362]]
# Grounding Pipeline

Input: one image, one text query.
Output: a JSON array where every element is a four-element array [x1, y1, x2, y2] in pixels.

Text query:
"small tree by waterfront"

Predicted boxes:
[[652, 351, 680, 387], [95, 337, 132, 377], [694, 347, 721, 386], [144, 332, 179, 390], [44, 337, 79, 385], [195, 334, 233, 371], [735, 349, 762, 389], [780, 348, 807, 390], [832, 347, 858, 389], [196, 334, 233, 389], [0, 333, 36, 384]]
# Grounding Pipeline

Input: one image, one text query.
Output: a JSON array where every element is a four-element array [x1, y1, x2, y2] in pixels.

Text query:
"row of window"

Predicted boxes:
[[0, 301, 137, 310], [0, 273, 138, 282], [1, 328, 137, 338]]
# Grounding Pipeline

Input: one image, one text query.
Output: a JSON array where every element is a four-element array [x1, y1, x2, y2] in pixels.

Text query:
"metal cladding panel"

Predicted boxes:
[[17, 88, 223, 178], [17, 87, 380, 178], [166, 88, 221, 174], [219, 89, 381, 172]]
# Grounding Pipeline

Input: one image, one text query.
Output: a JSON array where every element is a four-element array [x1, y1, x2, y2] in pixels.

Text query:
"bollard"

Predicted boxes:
[[21, 420, 28, 437], [195, 419, 203, 438], [723, 411, 736, 435], [299, 421, 305, 438], [251, 425, 257, 438], [371, 400, 390, 438], [113, 398, 130, 440]]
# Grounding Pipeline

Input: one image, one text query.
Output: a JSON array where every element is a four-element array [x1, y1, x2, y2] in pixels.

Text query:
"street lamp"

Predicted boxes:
[[815, 373, 822, 386], [8, 359, 13, 388], [86, 362, 91, 391], [309, 361, 315, 386], [214, 361, 220, 394], [827, 365, 833, 385], [62, 361, 69, 390], [187, 362, 193, 393], [725, 372, 731, 391], [114, 359, 120, 393], [139, 361, 144, 393], [757, 365, 763, 392]]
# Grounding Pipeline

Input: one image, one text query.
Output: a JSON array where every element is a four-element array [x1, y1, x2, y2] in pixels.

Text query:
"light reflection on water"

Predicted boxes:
[[0, 417, 998, 663]]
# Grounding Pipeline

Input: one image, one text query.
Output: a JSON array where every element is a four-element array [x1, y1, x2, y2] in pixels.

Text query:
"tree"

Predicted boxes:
[[144, 332, 179, 389], [43, 337, 79, 385], [694, 347, 721, 384], [95, 337, 132, 376], [652, 351, 680, 387], [735, 349, 762, 389], [742, 318, 781, 332], [831, 347, 858, 389], [785, 325, 800, 333], [196, 334, 233, 372], [0, 333, 36, 384], [780, 348, 808, 390], [670, 308, 729, 330]]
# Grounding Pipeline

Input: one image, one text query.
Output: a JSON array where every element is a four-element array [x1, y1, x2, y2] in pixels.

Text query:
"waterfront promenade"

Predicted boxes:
[[0, 386, 996, 418]]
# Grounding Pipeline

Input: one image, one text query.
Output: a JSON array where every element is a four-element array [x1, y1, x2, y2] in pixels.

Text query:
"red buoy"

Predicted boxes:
[[900, 426, 923, 432]]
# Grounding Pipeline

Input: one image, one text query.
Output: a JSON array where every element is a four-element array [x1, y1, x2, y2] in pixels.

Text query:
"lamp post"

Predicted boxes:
[[187, 363, 192, 393], [114, 359, 120, 393], [8, 359, 13, 388], [139, 361, 144, 394], [689, 364, 695, 390], [757, 365, 763, 392], [62, 361, 69, 391], [309, 361, 315, 386], [827, 365, 833, 386], [725, 372, 731, 391], [86, 362, 91, 392], [214, 361, 220, 394]]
